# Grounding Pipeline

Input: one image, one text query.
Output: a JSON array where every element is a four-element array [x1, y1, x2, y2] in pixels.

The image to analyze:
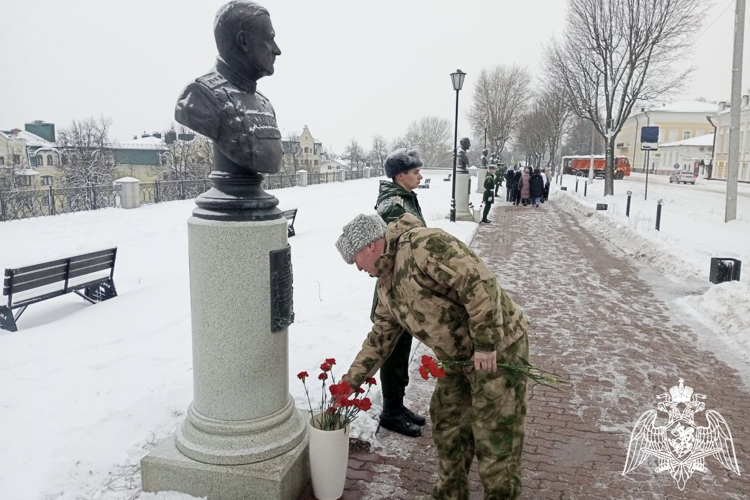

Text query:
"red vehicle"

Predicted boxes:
[[562, 155, 631, 179]]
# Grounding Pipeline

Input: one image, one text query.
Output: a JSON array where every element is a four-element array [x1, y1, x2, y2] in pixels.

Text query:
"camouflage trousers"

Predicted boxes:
[[429, 334, 528, 500]]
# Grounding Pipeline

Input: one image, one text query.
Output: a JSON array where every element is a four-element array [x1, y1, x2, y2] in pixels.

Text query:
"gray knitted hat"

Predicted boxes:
[[335, 214, 387, 264], [384, 148, 423, 178]]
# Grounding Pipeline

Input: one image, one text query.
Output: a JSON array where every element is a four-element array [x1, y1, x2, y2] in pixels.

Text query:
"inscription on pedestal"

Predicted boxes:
[[270, 246, 294, 332]]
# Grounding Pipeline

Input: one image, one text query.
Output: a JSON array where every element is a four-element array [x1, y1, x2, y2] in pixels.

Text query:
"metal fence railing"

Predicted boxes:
[[1, 168, 384, 223], [0, 184, 121, 222]]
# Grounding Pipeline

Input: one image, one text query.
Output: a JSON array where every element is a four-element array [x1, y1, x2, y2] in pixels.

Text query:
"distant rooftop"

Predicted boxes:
[[660, 132, 714, 148], [118, 136, 166, 150], [647, 100, 718, 114]]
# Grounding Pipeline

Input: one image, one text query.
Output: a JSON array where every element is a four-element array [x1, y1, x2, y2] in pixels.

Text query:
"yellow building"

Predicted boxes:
[[712, 97, 750, 182], [616, 101, 717, 174], [281, 125, 322, 173]]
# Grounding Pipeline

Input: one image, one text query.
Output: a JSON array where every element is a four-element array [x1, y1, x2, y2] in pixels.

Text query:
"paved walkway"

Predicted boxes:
[[299, 197, 750, 500]]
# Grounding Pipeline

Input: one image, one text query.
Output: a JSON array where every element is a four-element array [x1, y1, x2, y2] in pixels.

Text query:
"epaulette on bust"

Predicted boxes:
[[196, 71, 228, 89]]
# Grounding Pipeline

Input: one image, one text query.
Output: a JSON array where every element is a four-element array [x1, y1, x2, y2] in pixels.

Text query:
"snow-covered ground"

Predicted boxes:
[[1, 170, 747, 499], [551, 171, 750, 354], [0, 172, 481, 500]]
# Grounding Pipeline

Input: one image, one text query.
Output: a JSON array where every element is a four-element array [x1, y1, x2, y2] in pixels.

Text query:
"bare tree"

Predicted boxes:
[[390, 136, 409, 151], [56, 116, 117, 187], [545, 0, 707, 195], [468, 65, 532, 158], [537, 82, 571, 174], [515, 103, 549, 168], [562, 116, 606, 157], [280, 132, 302, 175], [342, 138, 365, 171], [369, 134, 390, 169], [157, 125, 212, 180], [404, 116, 452, 168]]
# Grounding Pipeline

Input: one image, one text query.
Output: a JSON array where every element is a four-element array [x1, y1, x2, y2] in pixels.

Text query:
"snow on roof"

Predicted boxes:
[[0, 129, 54, 147], [14, 168, 39, 176], [118, 136, 166, 150], [651, 100, 718, 113], [660, 132, 714, 148]]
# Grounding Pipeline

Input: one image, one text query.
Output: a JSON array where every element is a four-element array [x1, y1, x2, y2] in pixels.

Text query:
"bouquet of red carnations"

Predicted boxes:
[[298, 358, 376, 431]]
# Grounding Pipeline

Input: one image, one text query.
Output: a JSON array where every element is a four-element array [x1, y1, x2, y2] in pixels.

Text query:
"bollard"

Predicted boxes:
[[655, 199, 663, 231], [626, 190, 632, 217], [584, 181, 588, 197]]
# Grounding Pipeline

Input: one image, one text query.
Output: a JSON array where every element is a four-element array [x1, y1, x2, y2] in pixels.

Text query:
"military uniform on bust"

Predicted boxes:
[[371, 148, 427, 438], [481, 165, 497, 223]]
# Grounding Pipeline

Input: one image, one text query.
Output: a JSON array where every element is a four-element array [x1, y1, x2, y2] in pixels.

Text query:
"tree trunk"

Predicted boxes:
[[605, 137, 616, 196]]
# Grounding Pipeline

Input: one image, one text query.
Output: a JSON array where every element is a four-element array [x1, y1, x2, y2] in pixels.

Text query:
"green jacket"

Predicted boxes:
[[483, 173, 495, 203], [347, 214, 529, 388], [372, 181, 426, 322], [375, 180, 425, 225]]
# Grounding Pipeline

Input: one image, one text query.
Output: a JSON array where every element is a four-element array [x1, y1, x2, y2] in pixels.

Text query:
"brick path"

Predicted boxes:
[[299, 197, 750, 499]]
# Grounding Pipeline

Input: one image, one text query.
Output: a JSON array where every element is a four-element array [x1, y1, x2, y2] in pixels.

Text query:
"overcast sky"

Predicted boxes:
[[0, 0, 745, 154]]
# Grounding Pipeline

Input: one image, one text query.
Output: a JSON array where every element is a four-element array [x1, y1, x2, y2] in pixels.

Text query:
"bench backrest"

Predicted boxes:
[[282, 209, 297, 223], [4, 248, 117, 307]]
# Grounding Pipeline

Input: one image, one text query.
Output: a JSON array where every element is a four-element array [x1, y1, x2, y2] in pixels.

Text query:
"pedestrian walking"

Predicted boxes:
[[543, 167, 552, 201], [494, 165, 504, 197], [481, 164, 497, 223], [530, 168, 545, 207], [336, 213, 529, 500], [505, 166, 515, 202], [519, 168, 531, 206], [371, 147, 428, 437], [511, 169, 522, 206]]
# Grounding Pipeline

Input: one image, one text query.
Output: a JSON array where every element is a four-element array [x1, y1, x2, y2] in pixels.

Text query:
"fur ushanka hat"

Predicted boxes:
[[384, 148, 423, 178], [335, 214, 388, 264]]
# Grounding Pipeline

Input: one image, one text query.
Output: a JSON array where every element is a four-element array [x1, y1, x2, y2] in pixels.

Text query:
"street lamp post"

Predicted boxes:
[[450, 69, 466, 222]]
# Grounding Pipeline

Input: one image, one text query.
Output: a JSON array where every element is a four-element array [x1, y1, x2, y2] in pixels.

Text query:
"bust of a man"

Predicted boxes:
[[457, 137, 471, 173], [481, 148, 489, 168], [175, 1, 282, 174]]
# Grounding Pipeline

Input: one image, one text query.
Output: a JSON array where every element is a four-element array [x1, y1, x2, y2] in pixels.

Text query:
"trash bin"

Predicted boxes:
[[709, 258, 742, 284]]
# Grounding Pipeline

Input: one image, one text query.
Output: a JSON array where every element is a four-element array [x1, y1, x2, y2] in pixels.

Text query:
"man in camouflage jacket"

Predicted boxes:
[[336, 213, 530, 500], [372, 148, 427, 438]]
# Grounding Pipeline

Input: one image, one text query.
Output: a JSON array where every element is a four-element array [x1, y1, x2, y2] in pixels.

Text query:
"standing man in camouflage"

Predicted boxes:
[[372, 148, 427, 437], [480, 164, 497, 223], [336, 213, 529, 500]]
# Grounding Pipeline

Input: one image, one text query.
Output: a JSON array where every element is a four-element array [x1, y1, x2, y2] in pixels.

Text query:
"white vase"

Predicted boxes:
[[308, 415, 350, 500]]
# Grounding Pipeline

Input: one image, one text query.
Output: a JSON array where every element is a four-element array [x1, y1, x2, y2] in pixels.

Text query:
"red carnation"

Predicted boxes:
[[354, 398, 372, 411], [325, 358, 337, 365], [419, 365, 430, 380], [356, 387, 365, 394], [329, 381, 352, 399], [297, 371, 309, 380], [320, 362, 331, 372], [318, 373, 328, 381], [365, 377, 377, 386]]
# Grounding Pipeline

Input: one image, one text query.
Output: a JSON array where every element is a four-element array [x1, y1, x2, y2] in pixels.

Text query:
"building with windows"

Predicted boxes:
[[0, 121, 60, 189], [616, 101, 718, 173], [318, 159, 348, 172], [712, 97, 750, 182], [657, 133, 714, 173], [281, 125, 322, 172]]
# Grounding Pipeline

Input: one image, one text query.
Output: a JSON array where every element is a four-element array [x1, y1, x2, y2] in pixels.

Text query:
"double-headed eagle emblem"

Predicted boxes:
[[623, 379, 740, 490]]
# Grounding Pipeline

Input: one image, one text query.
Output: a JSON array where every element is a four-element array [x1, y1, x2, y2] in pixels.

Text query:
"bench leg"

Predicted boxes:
[[82, 279, 118, 303], [287, 226, 295, 238], [0, 306, 18, 332]]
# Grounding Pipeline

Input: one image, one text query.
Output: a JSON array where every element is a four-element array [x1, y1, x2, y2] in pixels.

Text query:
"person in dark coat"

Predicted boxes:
[[519, 168, 531, 206], [511, 170, 522, 206], [530, 168, 545, 207], [505, 167, 515, 202]]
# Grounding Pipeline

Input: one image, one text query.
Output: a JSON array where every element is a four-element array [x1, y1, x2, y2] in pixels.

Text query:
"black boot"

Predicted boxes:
[[402, 405, 426, 426], [380, 397, 422, 437]]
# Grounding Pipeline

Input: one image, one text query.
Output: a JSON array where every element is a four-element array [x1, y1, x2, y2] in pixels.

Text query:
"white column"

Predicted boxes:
[[476, 167, 487, 194], [337, 169, 346, 182], [454, 172, 473, 221], [468, 165, 478, 177], [363, 167, 371, 179], [114, 177, 140, 209], [297, 169, 308, 187]]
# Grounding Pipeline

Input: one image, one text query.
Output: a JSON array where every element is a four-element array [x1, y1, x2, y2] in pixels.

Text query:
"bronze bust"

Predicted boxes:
[[175, 1, 283, 220], [481, 148, 489, 168], [457, 137, 471, 173]]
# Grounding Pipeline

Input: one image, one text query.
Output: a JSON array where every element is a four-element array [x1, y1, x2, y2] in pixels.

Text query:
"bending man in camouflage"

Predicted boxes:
[[336, 213, 529, 500]]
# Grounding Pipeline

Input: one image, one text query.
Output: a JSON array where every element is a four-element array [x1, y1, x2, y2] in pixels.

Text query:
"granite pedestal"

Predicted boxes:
[[454, 172, 474, 221]]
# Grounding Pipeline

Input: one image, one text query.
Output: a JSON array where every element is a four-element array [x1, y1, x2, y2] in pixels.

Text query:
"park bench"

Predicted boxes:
[[444, 173, 451, 181], [283, 209, 298, 238], [418, 178, 431, 189], [1, 248, 118, 332]]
